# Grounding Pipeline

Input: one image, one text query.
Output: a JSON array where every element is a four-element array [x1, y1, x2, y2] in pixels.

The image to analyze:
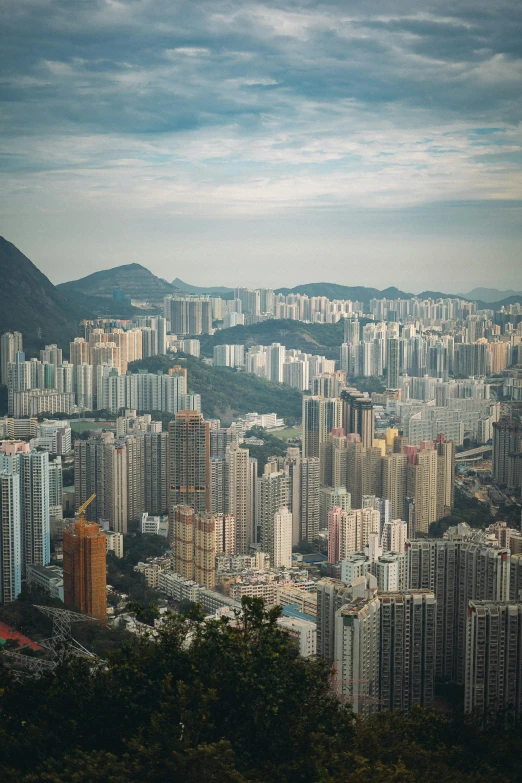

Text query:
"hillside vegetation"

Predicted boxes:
[[200, 319, 354, 360], [128, 354, 303, 424], [0, 237, 89, 352], [0, 598, 520, 782]]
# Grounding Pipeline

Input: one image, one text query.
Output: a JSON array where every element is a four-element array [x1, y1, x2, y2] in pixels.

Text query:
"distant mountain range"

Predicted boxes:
[[58, 266, 522, 310], [460, 287, 522, 303], [1, 237, 520, 359]]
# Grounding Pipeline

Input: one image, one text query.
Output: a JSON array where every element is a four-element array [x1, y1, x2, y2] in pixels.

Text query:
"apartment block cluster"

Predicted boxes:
[[0, 327, 204, 417], [317, 520, 522, 721]]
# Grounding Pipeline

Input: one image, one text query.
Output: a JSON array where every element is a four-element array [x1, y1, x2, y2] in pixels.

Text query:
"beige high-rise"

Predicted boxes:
[[226, 442, 252, 554]]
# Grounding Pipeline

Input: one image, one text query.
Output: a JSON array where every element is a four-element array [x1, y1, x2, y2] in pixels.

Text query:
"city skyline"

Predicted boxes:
[[1, 0, 521, 290]]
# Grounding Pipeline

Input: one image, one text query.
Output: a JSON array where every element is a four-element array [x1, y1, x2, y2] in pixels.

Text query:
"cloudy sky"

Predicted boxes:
[[1, 0, 521, 292]]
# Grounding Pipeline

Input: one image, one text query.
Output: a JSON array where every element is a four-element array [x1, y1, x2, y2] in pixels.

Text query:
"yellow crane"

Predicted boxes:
[[76, 494, 96, 521]]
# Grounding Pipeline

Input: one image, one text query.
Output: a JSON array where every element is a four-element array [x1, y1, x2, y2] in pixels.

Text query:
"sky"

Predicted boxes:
[[1, 0, 521, 293]]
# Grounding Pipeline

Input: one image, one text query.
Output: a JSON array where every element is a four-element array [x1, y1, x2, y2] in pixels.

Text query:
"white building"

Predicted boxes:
[[273, 507, 293, 568], [106, 530, 124, 558]]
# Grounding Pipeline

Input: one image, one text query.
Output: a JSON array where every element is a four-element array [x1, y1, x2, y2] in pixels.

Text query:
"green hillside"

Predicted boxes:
[[200, 319, 353, 360], [0, 237, 90, 353], [128, 354, 302, 424]]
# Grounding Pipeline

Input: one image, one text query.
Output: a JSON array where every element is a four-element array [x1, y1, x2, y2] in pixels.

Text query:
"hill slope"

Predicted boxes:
[[274, 282, 414, 304], [463, 287, 522, 302], [172, 277, 233, 295], [128, 354, 302, 424], [58, 263, 178, 304], [199, 318, 373, 360], [0, 237, 89, 352]]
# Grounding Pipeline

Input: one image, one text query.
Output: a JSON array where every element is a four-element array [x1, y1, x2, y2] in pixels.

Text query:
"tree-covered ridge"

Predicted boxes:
[[0, 598, 520, 783], [200, 318, 348, 360], [128, 355, 303, 424]]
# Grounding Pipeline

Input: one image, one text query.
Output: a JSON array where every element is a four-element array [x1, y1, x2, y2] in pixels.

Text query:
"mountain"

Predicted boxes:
[[0, 237, 91, 353], [463, 287, 522, 302], [275, 282, 413, 304], [172, 277, 234, 296], [58, 263, 179, 305]]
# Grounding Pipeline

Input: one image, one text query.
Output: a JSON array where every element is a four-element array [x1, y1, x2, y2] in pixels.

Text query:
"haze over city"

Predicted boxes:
[[1, 0, 521, 290]]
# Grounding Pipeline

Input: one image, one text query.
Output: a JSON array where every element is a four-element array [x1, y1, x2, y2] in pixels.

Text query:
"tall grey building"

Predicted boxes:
[[465, 601, 522, 720], [492, 421, 522, 485], [256, 466, 289, 561], [300, 457, 320, 544], [407, 539, 510, 683], [386, 337, 400, 389], [379, 590, 436, 711]]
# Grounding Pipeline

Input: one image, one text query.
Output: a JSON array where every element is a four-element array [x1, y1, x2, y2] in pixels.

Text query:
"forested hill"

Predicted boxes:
[[0, 237, 90, 352], [128, 354, 303, 424], [200, 319, 362, 360]]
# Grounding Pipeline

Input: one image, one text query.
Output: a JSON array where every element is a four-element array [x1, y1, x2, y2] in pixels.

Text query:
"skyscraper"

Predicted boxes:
[[227, 442, 252, 554], [63, 508, 107, 623], [0, 471, 22, 603], [334, 594, 380, 718], [0, 442, 50, 577], [465, 600, 522, 720], [386, 337, 400, 389], [1, 330, 23, 385], [379, 590, 436, 711], [492, 421, 522, 485], [256, 465, 289, 560], [273, 507, 293, 568], [168, 410, 210, 518], [299, 457, 320, 544]]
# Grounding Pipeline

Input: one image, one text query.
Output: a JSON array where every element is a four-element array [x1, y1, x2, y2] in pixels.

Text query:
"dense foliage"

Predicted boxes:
[[0, 598, 520, 782], [199, 318, 347, 360], [129, 354, 303, 424], [106, 532, 169, 606], [430, 488, 495, 537], [241, 426, 289, 474]]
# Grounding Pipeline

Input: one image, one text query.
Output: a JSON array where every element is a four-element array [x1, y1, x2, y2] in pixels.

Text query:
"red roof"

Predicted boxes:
[[0, 621, 42, 651]]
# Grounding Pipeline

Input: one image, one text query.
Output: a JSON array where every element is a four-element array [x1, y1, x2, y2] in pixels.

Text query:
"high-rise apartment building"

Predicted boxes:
[[0, 471, 22, 602], [381, 453, 408, 520], [143, 431, 168, 516], [407, 539, 510, 682], [256, 465, 289, 560], [379, 590, 436, 711], [227, 442, 252, 554], [299, 457, 320, 544], [69, 337, 90, 367], [168, 411, 210, 528], [465, 600, 522, 719], [406, 445, 438, 535], [273, 507, 293, 568], [386, 337, 400, 389], [334, 595, 380, 718], [1, 331, 23, 385], [341, 389, 375, 448], [0, 442, 50, 577], [63, 513, 107, 623], [492, 420, 522, 485], [194, 513, 217, 589]]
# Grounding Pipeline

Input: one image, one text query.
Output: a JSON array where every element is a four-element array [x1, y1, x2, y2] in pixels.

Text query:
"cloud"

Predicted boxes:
[[0, 0, 520, 285]]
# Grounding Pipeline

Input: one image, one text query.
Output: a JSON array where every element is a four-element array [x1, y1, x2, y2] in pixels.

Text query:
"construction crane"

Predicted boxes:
[[76, 493, 96, 521]]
